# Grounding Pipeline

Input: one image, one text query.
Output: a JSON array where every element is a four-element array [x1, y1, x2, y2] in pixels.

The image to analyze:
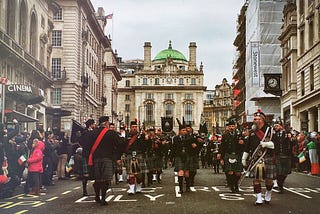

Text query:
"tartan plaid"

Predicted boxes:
[[263, 155, 277, 180], [174, 156, 191, 172], [223, 153, 243, 173], [189, 156, 199, 171], [146, 154, 163, 170], [126, 153, 147, 174], [276, 156, 291, 175], [93, 158, 115, 182]]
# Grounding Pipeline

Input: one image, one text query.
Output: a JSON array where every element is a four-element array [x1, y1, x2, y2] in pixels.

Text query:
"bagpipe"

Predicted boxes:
[[239, 126, 273, 186]]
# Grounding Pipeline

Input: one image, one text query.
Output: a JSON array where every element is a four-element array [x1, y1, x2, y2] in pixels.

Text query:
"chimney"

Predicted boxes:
[[189, 42, 197, 71], [144, 42, 152, 70], [96, 7, 106, 32]]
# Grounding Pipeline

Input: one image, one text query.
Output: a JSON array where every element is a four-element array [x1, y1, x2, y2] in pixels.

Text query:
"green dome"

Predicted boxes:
[[153, 41, 187, 62]]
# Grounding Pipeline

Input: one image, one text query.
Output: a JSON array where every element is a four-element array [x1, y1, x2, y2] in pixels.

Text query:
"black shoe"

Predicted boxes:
[[100, 198, 108, 206], [83, 192, 89, 196], [264, 201, 270, 205], [95, 196, 101, 203], [255, 202, 263, 206]]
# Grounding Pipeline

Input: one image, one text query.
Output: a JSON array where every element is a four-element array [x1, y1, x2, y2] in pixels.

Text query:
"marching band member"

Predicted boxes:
[[242, 110, 276, 205], [272, 120, 292, 194], [219, 117, 243, 193], [171, 124, 191, 193], [125, 121, 148, 195]]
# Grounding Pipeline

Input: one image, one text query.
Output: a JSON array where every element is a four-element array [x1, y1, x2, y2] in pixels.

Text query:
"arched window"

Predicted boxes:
[[146, 103, 153, 123], [184, 103, 193, 124], [165, 103, 173, 117], [30, 12, 37, 57], [125, 80, 130, 87], [19, 0, 27, 49], [7, 0, 16, 38]]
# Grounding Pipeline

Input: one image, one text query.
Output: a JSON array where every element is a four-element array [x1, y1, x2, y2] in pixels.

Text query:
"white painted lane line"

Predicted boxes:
[[62, 190, 71, 195], [284, 187, 312, 199], [175, 186, 182, 198], [32, 202, 45, 207], [73, 186, 81, 190], [14, 210, 28, 214], [46, 197, 58, 202]]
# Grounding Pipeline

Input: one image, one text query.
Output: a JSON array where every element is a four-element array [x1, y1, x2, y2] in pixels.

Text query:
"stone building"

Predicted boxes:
[[279, 0, 320, 132], [0, 0, 59, 131], [213, 78, 234, 134], [117, 41, 206, 132], [51, 1, 118, 132], [203, 90, 215, 134]]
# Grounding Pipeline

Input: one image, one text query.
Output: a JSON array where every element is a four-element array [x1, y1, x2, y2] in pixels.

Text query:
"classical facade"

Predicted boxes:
[[213, 78, 234, 134], [117, 41, 206, 132], [279, 1, 298, 131], [291, 0, 320, 132], [51, 1, 118, 132], [203, 90, 215, 134], [0, 0, 59, 131]]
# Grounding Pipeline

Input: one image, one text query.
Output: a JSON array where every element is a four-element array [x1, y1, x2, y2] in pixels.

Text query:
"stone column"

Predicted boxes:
[[308, 109, 314, 132], [144, 42, 152, 70], [188, 42, 197, 71], [318, 106, 320, 132]]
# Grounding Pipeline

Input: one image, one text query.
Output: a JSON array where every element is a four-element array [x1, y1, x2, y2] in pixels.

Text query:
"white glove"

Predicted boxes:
[[120, 131, 126, 138], [242, 152, 249, 166], [13, 119, 18, 124], [260, 141, 274, 149]]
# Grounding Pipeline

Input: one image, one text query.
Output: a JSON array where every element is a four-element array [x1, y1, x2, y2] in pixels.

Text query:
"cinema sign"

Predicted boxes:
[[6, 84, 44, 104]]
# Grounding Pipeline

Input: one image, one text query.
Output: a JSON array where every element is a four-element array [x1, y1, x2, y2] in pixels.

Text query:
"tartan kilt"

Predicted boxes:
[[174, 156, 190, 172], [126, 153, 147, 174], [223, 153, 242, 173], [189, 156, 199, 171], [146, 154, 163, 170], [93, 158, 115, 182], [82, 157, 89, 176], [254, 154, 276, 180], [276, 156, 291, 175]]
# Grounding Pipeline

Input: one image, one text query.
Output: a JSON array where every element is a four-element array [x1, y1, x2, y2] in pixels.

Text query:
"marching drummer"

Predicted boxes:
[[241, 109, 276, 205]]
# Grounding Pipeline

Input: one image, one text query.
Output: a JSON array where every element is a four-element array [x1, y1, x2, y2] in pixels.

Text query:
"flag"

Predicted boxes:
[[298, 152, 306, 163], [65, 162, 73, 173], [207, 133, 213, 140], [17, 154, 27, 165], [71, 119, 85, 143], [105, 13, 113, 19]]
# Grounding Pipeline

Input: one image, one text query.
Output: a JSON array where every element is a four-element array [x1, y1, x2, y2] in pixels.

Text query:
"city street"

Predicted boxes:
[[1, 168, 320, 214]]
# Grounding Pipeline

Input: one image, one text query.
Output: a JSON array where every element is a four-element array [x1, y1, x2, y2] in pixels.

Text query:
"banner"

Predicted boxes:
[[297, 152, 306, 163], [70, 119, 85, 143], [251, 42, 260, 86], [161, 117, 173, 133]]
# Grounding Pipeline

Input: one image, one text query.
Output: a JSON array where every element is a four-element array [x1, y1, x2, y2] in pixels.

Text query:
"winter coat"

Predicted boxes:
[[27, 141, 45, 173]]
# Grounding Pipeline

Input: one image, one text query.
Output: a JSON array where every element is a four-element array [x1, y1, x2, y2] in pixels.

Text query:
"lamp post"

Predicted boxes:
[[118, 111, 123, 131]]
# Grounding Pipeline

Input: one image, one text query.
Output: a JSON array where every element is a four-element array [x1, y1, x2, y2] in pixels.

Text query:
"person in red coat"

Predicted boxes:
[[25, 139, 45, 195]]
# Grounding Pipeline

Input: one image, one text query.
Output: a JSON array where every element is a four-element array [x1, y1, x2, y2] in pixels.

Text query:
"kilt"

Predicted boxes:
[[276, 156, 291, 175], [174, 156, 190, 172], [189, 156, 199, 171], [146, 154, 163, 170], [126, 153, 147, 174], [223, 153, 242, 173], [254, 154, 276, 180], [93, 158, 115, 182]]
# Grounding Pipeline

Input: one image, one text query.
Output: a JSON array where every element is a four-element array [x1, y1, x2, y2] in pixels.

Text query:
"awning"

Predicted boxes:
[[4, 109, 39, 123], [46, 107, 72, 117], [5, 84, 44, 105]]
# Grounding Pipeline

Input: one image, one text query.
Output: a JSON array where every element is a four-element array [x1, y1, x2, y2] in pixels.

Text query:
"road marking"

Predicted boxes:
[[73, 186, 81, 190], [46, 197, 58, 202], [284, 187, 312, 199], [32, 202, 45, 207], [14, 210, 28, 214], [62, 190, 71, 195], [144, 194, 165, 201], [175, 186, 182, 197]]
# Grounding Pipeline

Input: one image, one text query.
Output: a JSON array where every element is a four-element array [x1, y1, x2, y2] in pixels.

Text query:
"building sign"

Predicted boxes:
[[7, 84, 33, 93], [251, 42, 260, 86]]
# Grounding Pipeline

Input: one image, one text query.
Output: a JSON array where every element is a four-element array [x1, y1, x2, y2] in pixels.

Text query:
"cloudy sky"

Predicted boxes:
[[91, 0, 245, 89]]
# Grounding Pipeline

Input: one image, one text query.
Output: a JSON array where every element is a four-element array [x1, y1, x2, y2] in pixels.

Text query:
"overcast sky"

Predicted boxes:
[[91, 0, 245, 89]]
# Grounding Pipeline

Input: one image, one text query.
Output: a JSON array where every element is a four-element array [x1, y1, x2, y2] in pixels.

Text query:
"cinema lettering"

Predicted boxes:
[[5, 84, 44, 105], [7, 84, 33, 93]]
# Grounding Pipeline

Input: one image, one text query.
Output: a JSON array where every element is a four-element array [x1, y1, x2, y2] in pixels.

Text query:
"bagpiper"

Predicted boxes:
[[125, 120, 148, 195], [242, 110, 276, 205]]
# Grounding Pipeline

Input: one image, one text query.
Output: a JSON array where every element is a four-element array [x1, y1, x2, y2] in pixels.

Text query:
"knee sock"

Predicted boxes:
[[253, 183, 262, 193], [178, 176, 183, 191], [93, 182, 101, 197], [189, 171, 196, 186], [185, 177, 190, 189], [82, 179, 87, 194]]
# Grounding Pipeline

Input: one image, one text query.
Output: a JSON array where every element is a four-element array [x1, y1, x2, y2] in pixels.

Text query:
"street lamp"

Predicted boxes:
[[118, 111, 123, 130]]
